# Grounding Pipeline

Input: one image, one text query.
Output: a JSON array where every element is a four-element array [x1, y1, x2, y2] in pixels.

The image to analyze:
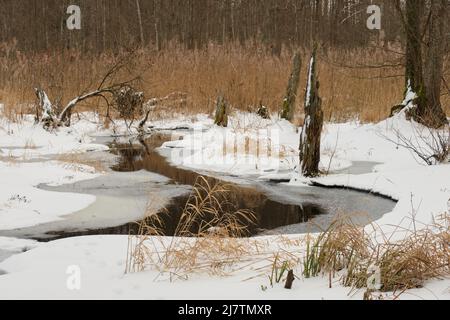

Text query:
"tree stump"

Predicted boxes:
[[256, 103, 270, 119], [284, 270, 295, 289], [280, 52, 302, 122], [299, 47, 324, 178], [214, 95, 228, 127], [35, 88, 56, 130]]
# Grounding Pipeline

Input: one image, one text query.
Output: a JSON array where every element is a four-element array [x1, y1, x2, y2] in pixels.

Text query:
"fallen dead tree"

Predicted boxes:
[[34, 51, 144, 130], [35, 84, 143, 130], [136, 91, 188, 136], [144, 91, 187, 109]]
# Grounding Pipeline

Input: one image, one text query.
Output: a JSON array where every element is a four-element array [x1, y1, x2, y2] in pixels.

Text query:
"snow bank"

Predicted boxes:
[[0, 237, 39, 263], [0, 112, 213, 158], [162, 111, 352, 176], [314, 165, 450, 240], [0, 234, 447, 299], [0, 114, 108, 158], [0, 161, 99, 230]]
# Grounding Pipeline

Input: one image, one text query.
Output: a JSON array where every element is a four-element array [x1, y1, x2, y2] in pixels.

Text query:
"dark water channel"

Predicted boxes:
[[71, 133, 394, 238], [105, 134, 328, 236], [1, 133, 396, 241]]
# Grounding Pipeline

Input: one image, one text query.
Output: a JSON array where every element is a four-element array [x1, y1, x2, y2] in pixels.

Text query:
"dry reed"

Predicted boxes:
[[126, 176, 261, 279], [127, 184, 448, 296], [2, 42, 447, 124], [303, 214, 449, 293]]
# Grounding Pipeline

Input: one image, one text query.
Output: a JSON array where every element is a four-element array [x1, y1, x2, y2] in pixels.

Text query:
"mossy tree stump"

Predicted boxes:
[[214, 95, 228, 127], [280, 52, 302, 122], [299, 47, 324, 178]]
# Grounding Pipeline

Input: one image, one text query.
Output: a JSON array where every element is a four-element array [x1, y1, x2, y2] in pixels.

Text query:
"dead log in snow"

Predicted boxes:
[[136, 92, 188, 134], [34, 84, 143, 130], [35, 88, 116, 129], [35, 74, 187, 134], [299, 47, 324, 178], [60, 89, 114, 126], [144, 92, 187, 113]]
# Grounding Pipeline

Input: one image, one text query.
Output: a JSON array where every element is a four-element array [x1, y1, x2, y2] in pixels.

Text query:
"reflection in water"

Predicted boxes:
[[104, 134, 326, 236]]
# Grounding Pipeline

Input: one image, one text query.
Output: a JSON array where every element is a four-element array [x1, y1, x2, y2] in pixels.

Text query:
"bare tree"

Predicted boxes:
[[0, 1, 403, 53], [402, 0, 425, 98], [395, 0, 448, 129], [422, 0, 448, 128], [135, 0, 145, 48]]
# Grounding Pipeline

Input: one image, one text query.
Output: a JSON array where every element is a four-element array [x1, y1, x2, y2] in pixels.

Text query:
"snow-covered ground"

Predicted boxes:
[[0, 161, 99, 230], [0, 236, 38, 264], [163, 111, 353, 176], [0, 235, 448, 300], [0, 107, 448, 300]]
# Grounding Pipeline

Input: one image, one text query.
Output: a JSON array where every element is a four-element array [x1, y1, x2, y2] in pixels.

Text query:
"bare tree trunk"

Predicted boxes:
[[422, 0, 448, 128], [102, 0, 107, 50], [404, 0, 425, 97], [391, 0, 426, 120], [280, 52, 302, 122], [299, 47, 323, 178], [136, 0, 145, 47], [391, 0, 426, 117], [154, 0, 161, 51], [396, 0, 448, 128]]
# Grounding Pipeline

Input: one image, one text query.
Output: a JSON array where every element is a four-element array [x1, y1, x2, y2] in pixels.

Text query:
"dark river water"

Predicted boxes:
[[0, 133, 397, 240]]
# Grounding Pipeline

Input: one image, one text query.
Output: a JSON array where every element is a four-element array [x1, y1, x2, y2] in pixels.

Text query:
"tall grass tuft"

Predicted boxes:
[[126, 176, 258, 279], [301, 214, 449, 293]]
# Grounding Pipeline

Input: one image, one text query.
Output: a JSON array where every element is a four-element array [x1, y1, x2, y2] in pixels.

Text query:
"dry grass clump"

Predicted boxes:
[[56, 152, 106, 173], [302, 214, 450, 293], [375, 229, 448, 292], [373, 214, 450, 292], [267, 251, 300, 287], [173, 176, 256, 237], [126, 176, 260, 279], [303, 216, 370, 281]]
